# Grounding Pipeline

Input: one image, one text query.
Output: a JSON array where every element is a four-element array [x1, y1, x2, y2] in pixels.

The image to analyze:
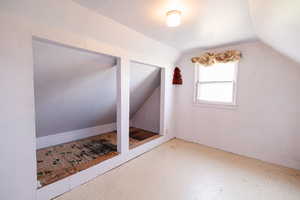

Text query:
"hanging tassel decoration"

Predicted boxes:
[[172, 67, 183, 85]]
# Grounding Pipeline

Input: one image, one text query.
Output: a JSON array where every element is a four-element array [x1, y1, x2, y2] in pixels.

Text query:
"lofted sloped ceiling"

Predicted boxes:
[[73, 0, 256, 51], [73, 0, 300, 63], [248, 0, 300, 63], [33, 40, 160, 137]]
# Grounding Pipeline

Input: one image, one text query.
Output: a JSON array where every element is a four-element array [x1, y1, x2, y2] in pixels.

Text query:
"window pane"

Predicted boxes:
[[197, 82, 234, 103], [199, 62, 236, 82]]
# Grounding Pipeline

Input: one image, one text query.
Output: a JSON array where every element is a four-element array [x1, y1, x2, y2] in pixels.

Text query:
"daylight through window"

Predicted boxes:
[[195, 61, 238, 105]]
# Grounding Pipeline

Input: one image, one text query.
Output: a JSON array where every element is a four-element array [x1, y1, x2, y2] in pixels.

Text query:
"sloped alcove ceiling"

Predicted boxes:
[[73, 0, 300, 63], [33, 40, 160, 137]]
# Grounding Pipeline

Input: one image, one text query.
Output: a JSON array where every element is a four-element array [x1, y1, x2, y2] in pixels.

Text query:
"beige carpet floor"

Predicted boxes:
[[55, 139, 300, 200]]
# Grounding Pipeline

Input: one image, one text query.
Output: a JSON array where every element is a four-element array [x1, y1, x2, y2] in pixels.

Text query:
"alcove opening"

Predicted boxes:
[[129, 61, 162, 149], [32, 38, 119, 189]]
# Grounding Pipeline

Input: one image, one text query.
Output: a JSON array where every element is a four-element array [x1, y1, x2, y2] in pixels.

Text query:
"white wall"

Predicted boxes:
[[0, 1, 178, 199], [33, 40, 117, 137], [129, 62, 161, 133], [131, 87, 161, 133], [0, 17, 37, 200], [36, 123, 117, 149], [173, 41, 300, 169], [33, 40, 162, 138], [129, 62, 161, 119]]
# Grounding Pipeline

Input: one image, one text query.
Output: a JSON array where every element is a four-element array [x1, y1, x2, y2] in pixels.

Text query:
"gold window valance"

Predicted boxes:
[[191, 50, 241, 66]]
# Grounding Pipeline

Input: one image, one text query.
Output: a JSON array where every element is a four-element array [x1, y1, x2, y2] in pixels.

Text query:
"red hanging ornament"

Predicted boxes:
[[172, 67, 183, 85]]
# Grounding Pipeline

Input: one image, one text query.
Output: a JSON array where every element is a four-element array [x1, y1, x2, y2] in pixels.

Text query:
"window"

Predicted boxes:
[[194, 61, 238, 106]]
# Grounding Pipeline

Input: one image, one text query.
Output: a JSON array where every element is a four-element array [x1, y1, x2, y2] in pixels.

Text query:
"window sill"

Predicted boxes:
[[193, 100, 238, 110]]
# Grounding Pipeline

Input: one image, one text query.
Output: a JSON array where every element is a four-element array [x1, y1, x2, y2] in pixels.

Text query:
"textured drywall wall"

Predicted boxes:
[[0, 1, 177, 198], [0, 17, 37, 200], [173, 41, 300, 169], [131, 87, 161, 133]]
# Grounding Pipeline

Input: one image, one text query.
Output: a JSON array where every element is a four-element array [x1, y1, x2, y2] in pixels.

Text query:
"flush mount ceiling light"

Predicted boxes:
[[166, 10, 181, 27]]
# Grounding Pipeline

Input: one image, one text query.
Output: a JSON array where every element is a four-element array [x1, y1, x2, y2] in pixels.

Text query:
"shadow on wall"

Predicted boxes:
[[130, 68, 160, 117], [130, 61, 161, 133], [33, 39, 118, 137], [33, 39, 162, 138]]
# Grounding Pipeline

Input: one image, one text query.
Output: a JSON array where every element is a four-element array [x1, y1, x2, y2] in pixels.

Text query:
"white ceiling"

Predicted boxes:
[[73, 0, 256, 51], [248, 0, 300, 63]]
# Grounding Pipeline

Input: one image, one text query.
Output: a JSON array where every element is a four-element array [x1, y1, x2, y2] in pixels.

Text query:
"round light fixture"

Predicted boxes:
[[166, 10, 181, 27]]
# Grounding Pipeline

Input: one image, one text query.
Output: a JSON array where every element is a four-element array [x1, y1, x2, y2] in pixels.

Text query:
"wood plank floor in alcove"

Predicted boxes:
[[36, 127, 160, 188]]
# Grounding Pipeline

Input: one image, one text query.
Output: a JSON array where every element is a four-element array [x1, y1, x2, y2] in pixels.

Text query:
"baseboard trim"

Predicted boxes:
[[37, 135, 174, 200], [177, 136, 300, 171], [37, 123, 117, 149]]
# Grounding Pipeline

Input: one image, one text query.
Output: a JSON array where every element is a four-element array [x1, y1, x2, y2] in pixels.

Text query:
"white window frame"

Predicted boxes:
[[193, 61, 239, 108]]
